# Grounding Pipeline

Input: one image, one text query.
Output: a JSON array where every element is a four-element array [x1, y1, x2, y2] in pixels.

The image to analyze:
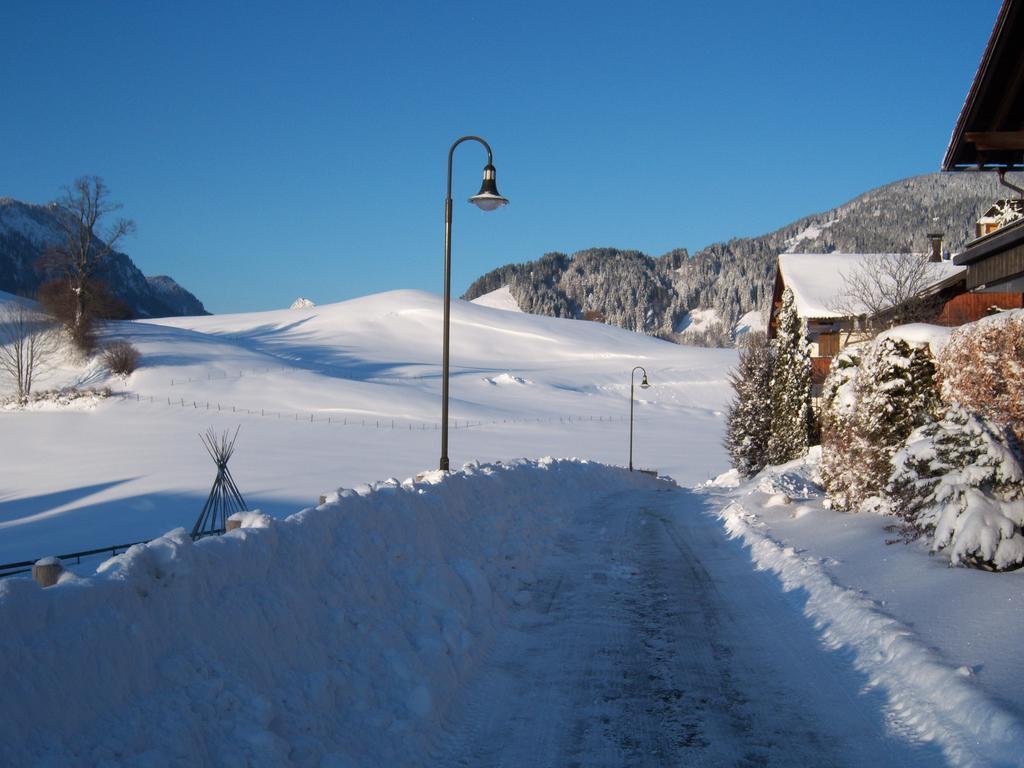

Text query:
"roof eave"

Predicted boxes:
[[943, 0, 1019, 171]]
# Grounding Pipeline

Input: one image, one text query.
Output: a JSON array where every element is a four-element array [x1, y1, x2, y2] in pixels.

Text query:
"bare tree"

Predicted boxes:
[[39, 177, 135, 345], [833, 253, 942, 335], [0, 302, 58, 401]]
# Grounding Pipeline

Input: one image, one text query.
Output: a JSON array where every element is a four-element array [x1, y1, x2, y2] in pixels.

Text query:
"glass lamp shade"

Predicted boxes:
[[640, 375, 650, 388], [468, 163, 509, 211]]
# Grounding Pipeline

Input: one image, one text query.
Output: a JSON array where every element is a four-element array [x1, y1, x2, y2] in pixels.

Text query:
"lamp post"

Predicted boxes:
[[439, 136, 509, 471], [629, 366, 650, 472]]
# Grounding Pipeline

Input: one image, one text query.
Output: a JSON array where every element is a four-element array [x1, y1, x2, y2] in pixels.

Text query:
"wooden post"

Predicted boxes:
[[32, 557, 64, 588]]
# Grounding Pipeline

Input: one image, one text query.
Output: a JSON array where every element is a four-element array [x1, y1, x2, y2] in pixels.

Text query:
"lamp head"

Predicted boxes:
[[468, 163, 509, 211], [640, 374, 650, 389]]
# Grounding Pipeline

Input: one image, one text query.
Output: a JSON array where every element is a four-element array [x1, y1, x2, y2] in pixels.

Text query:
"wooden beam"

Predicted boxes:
[[966, 131, 1024, 150]]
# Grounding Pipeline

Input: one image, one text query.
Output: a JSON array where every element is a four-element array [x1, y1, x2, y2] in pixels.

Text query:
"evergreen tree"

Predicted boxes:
[[887, 404, 1024, 570], [819, 349, 862, 510], [767, 287, 812, 464], [820, 336, 940, 512], [725, 333, 774, 477], [854, 338, 940, 509]]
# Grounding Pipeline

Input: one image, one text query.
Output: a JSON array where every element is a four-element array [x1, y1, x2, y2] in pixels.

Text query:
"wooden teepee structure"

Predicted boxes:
[[192, 426, 247, 538]]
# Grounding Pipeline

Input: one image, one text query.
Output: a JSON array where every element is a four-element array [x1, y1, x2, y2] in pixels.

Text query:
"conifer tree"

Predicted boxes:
[[767, 288, 812, 464], [820, 336, 940, 511], [887, 404, 1024, 570], [725, 333, 774, 477], [819, 349, 862, 510]]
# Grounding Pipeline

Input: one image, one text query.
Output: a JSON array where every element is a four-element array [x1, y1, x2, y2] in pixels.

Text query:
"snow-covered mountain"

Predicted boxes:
[[0, 197, 207, 317], [464, 172, 1017, 345]]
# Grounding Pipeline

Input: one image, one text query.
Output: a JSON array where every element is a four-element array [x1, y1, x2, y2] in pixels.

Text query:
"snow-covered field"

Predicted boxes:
[[0, 289, 734, 565], [2, 289, 1022, 766]]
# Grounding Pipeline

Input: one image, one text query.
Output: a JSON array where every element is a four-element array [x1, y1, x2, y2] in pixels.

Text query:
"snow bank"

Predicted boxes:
[[482, 372, 531, 386], [0, 458, 659, 766], [717, 499, 1024, 767]]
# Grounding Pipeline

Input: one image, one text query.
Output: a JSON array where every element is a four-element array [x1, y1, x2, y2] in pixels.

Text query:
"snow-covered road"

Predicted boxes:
[[428, 487, 941, 767]]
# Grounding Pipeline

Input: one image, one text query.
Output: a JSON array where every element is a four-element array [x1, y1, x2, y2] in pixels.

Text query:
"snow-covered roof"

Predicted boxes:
[[777, 253, 965, 320], [977, 198, 1024, 226], [877, 323, 953, 355]]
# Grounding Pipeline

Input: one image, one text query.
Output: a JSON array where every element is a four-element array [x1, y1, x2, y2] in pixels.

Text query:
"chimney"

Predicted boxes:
[[926, 232, 943, 263]]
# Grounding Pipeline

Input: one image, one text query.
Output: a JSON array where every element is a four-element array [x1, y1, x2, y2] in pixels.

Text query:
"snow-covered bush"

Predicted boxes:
[[937, 312, 1024, 447], [767, 287, 813, 464], [725, 334, 774, 477], [820, 337, 939, 512], [887, 404, 1024, 571], [1, 386, 111, 409]]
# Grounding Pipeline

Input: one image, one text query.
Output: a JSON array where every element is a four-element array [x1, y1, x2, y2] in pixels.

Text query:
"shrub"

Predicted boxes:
[[103, 340, 140, 376], [37, 278, 131, 355], [937, 312, 1024, 447], [887, 404, 1024, 571]]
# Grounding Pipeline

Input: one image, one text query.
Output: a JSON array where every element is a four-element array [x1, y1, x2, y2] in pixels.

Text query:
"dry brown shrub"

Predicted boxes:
[[102, 340, 140, 376], [937, 312, 1024, 446]]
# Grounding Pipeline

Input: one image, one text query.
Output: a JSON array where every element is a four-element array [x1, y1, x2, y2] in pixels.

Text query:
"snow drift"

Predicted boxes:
[[0, 458, 661, 767], [705, 456, 1024, 768]]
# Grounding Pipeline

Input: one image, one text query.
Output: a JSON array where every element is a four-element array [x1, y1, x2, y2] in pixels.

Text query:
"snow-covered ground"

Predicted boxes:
[[674, 306, 722, 336], [733, 309, 766, 339], [469, 284, 522, 312], [0, 289, 734, 565], [703, 451, 1024, 767], [2, 289, 1022, 766]]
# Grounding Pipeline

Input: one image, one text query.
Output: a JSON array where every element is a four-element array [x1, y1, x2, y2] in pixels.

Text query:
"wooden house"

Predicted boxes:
[[766, 0, 1024, 394], [943, 0, 1024, 301], [767, 253, 964, 391]]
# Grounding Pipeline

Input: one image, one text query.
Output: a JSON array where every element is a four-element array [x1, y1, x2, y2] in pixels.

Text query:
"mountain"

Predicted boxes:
[[463, 172, 1016, 345], [0, 197, 208, 318], [144, 275, 207, 317]]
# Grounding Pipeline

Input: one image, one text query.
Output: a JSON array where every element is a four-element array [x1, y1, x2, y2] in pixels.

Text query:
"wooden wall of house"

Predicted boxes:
[[935, 291, 1024, 326], [966, 241, 1024, 290], [811, 357, 832, 393]]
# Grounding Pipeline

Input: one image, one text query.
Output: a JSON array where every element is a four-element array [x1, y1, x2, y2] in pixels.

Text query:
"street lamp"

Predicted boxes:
[[629, 366, 650, 472], [439, 136, 509, 471]]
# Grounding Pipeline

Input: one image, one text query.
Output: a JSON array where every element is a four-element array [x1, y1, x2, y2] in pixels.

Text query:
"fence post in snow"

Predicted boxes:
[[32, 558, 64, 588]]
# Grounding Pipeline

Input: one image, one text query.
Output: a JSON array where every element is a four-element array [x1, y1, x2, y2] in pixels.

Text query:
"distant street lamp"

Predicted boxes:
[[629, 366, 650, 472], [439, 136, 509, 471]]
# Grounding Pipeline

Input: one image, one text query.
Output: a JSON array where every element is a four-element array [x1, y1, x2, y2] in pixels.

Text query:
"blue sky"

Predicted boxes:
[[0, 1, 1000, 313]]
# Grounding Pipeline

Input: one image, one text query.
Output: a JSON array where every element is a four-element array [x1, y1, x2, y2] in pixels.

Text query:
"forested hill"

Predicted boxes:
[[463, 172, 1015, 345]]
